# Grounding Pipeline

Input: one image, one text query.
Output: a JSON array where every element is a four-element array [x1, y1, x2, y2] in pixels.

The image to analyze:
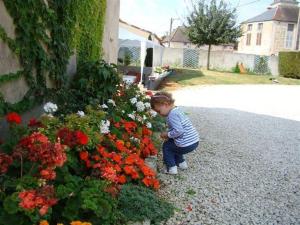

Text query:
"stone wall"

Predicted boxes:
[[0, 0, 120, 103], [102, 0, 120, 64], [162, 47, 279, 76]]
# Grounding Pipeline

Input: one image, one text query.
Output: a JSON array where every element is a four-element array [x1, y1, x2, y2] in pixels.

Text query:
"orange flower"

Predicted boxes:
[[125, 154, 139, 165], [39, 220, 49, 225], [112, 153, 122, 163], [142, 126, 152, 136], [123, 165, 134, 175], [70, 222, 82, 225], [131, 170, 139, 179], [152, 179, 160, 189], [142, 177, 152, 187], [79, 151, 89, 161], [140, 165, 155, 177], [118, 175, 127, 184]]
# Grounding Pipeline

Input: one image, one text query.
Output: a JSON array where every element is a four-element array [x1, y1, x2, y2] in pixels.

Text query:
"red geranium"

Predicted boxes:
[[74, 130, 89, 145], [28, 118, 43, 128], [6, 112, 21, 124], [40, 168, 56, 180], [19, 185, 58, 216], [0, 153, 13, 174]]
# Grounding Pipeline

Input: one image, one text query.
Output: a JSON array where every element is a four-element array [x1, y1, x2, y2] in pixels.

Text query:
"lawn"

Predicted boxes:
[[159, 68, 300, 90]]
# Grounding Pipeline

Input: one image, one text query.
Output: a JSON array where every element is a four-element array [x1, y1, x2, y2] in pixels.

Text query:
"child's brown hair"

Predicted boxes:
[[150, 91, 175, 108]]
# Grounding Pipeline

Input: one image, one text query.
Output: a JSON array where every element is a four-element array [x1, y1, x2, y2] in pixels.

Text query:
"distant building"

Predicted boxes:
[[238, 0, 300, 55], [161, 26, 235, 51]]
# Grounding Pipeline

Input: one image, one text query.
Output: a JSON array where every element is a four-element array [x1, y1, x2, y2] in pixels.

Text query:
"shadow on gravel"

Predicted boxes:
[[160, 106, 300, 225]]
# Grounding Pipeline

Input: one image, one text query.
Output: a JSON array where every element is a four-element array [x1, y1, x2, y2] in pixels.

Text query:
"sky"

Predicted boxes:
[[120, 0, 274, 37]]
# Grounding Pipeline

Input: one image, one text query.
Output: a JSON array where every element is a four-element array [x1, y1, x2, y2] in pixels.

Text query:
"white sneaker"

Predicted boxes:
[[164, 166, 178, 175], [178, 161, 188, 170]]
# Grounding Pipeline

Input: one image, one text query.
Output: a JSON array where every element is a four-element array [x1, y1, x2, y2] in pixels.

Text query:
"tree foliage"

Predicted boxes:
[[186, 0, 242, 69]]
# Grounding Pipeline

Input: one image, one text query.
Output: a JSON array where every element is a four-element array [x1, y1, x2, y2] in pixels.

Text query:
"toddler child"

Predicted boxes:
[[150, 91, 199, 174]]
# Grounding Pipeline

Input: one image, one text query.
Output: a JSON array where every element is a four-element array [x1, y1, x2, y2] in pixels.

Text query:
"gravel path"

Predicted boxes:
[[158, 85, 300, 225]]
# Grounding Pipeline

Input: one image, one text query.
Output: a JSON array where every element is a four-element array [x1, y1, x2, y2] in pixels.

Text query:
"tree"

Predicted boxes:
[[186, 0, 242, 70]]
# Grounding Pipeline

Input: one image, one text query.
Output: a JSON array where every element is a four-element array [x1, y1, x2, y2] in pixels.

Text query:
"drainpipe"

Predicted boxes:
[[296, 6, 300, 50]]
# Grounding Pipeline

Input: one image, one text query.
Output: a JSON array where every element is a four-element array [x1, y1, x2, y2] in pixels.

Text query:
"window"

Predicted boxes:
[[256, 33, 262, 45], [256, 23, 263, 45], [246, 33, 251, 45], [247, 24, 253, 31], [285, 24, 294, 48], [246, 24, 253, 46]]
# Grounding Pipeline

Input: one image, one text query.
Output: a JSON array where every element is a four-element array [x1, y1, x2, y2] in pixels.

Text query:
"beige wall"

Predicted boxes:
[[168, 42, 233, 51], [273, 21, 298, 53], [102, 0, 120, 64], [1, 0, 120, 103], [238, 20, 300, 55], [238, 21, 274, 55], [0, 0, 27, 103]]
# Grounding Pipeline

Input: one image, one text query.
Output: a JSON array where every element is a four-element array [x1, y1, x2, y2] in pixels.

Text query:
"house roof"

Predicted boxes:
[[119, 19, 162, 45], [162, 26, 191, 43], [243, 6, 299, 23]]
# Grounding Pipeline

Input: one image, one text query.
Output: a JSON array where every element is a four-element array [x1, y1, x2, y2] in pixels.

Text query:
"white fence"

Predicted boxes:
[[162, 47, 279, 76]]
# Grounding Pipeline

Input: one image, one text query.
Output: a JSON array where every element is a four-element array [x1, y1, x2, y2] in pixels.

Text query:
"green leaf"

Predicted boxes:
[[3, 193, 20, 214]]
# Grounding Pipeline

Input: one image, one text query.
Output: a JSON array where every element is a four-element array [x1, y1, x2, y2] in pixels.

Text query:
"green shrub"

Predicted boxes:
[[118, 184, 174, 225], [232, 62, 240, 73], [72, 60, 121, 104], [279, 51, 300, 79]]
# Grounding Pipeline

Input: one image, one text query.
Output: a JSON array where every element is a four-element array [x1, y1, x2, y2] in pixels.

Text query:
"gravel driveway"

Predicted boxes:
[[158, 85, 300, 225]]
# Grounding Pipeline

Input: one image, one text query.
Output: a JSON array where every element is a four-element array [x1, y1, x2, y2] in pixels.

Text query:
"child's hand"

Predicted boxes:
[[160, 132, 168, 139]]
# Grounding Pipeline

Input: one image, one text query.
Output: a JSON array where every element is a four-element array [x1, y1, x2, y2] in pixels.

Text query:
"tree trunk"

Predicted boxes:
[[207, 44, 211, 70]]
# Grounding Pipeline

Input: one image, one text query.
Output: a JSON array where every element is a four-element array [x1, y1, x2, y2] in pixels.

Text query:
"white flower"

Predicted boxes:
[[146, 122, 152, 129], [136, 101, 145, 112], [128, 113, 135, 120], [144, 102, 151, 109], [130, 97, 137, 105], [130, 137, 140, 143], [145, 95, 151, 100], [100, 104, 108, 109], [77, 111, 85, 117], [108, 99, 116, 106], [150, 110, 157, 117], [100, 120, 110, 134], [122, 110, 125, 114], [43, 102, 58, 113], [143, 115, 147, 121]]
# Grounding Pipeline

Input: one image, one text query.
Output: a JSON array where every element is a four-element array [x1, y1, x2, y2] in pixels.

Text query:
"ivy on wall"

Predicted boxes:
[[0, 71, 23, 85], [72, 0, 106, 65], [0, 0, 107, 115]]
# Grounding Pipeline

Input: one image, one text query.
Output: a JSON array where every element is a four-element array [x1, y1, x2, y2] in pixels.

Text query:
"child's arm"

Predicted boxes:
[[167, 114, 184, 138]]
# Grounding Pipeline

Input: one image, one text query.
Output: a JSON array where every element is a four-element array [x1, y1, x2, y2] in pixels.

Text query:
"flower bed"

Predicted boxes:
[[0, 84, 173, 225], [147, 66, 173, 90]]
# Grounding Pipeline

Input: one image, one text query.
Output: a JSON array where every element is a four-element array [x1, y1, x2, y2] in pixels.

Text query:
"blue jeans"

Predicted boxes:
[[162, 139, 199, 168]]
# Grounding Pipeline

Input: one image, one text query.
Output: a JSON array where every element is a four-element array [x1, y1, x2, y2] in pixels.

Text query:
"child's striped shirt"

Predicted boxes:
[[167, 107, 199, 147]]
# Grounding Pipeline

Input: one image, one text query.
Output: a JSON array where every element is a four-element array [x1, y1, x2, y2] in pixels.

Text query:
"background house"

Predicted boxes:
[[161, 26, 235, 51], [238, 0, 300, 56]]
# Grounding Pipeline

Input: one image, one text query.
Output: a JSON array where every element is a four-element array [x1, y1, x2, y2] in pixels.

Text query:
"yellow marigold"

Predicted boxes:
[[40, 221, 49, 225], [70, 222, 82, 225], [57, 223, 64, 225], [82, 223, 92, 225]]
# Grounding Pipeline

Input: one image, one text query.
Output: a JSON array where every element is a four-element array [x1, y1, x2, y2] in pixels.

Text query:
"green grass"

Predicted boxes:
[[159, 68, 300, 90]]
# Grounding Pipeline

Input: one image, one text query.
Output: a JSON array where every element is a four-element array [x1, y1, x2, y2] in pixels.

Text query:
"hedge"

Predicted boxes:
[[278, 51, 300, 79]]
